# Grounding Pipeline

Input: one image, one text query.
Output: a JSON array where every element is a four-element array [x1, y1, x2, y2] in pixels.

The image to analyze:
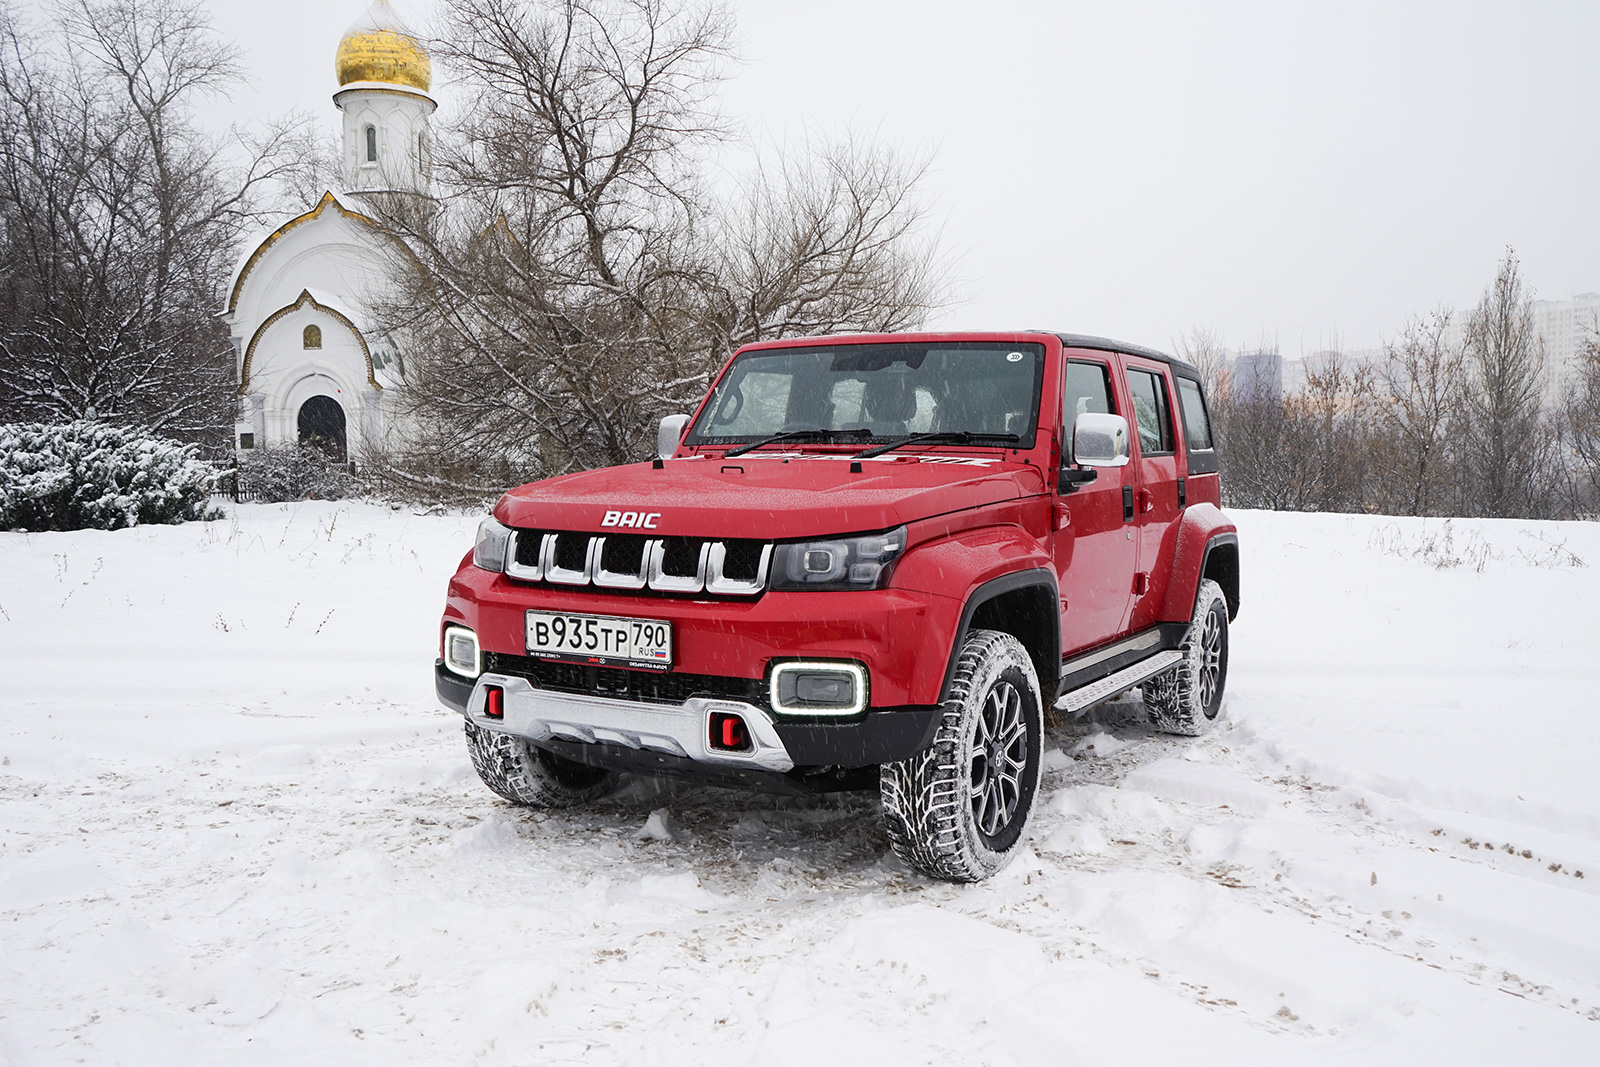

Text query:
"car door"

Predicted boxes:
[[1122, 358, 1184, 633], [1054, 357, 1138, 656]]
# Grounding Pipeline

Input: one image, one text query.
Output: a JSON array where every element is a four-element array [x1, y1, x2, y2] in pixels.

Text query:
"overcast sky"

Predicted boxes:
[[187, 0, 1600, 357]]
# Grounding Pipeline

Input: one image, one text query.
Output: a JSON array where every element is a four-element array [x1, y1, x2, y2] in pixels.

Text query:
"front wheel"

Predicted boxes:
[[880, 629, 1043, 882], [1142, 578, 1230, 736], [464, 721, 617, 807]]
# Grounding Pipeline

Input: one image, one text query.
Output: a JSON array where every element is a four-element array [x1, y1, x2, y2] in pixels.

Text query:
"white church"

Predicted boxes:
[[224, 0, 433, 461]]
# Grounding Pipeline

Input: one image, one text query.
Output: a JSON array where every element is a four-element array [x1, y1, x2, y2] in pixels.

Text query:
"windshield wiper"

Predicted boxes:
[[722, 427, 873, 459], [854, 431, 1020, 459]]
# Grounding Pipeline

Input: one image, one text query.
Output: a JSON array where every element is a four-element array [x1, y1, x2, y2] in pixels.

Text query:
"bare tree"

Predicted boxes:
[[1564, 319, 1600, 516], [1220, 356, 1376, 513], [0, 0, 315, 442], [1459, 248, 1557, 518], [1205, 342, 1304, 510], [1173, 325, 1228, 402], [1376, 308, 1463, 515], [373, 0, 948, 485], [1291, 347, 1377, 513], [705, 137, 949, 348], [1185, 254, 1591, 520]]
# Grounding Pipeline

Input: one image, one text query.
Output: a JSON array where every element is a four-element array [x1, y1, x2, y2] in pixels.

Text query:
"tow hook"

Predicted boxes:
[[708, 711, 752, 753]]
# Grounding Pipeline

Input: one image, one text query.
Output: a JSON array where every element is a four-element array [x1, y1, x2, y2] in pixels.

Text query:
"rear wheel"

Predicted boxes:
[[1142, 578, 1229, 736], [880, 629, 1043, 882], [464, 721, 616, 807]]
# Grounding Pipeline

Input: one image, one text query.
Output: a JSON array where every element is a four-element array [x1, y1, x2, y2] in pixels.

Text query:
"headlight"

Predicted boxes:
[[769, 526, 906, 591], [473, 516, 511, 573]]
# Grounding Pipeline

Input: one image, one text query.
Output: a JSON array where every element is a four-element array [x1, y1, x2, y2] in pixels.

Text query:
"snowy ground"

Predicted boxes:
[[2, 502, 1598, 1065]]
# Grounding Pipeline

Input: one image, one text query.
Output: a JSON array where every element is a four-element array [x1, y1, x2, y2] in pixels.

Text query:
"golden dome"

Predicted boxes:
[[335, 1, 431, 93]]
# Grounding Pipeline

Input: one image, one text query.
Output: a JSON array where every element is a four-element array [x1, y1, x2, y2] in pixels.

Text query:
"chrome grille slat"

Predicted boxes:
[[543, 533, 594, 586], [505, 530, 544, 581], [706, 542, 772, 595], [647, 538, 709, 593], [593, 535, 649, 589]]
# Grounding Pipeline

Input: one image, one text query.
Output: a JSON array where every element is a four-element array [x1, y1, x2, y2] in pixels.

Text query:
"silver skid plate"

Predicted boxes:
[[466, 673, 795, 773]]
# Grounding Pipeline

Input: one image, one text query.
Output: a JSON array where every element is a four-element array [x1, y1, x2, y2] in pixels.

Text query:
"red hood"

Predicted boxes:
[[495, 452, 1047, 538]]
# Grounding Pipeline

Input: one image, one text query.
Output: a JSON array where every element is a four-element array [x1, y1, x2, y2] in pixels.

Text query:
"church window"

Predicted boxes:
[[303, 324, 323, 349], [365, 125, 378, 163]]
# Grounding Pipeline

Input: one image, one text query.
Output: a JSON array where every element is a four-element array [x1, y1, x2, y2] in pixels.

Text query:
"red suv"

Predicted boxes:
[[436, 332, 1239, 882]]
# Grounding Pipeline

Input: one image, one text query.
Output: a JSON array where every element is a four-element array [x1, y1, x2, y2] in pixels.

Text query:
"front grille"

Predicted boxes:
[[553, 532, 589, 572], [659, 536, 702, 577], [720, 539, 766, 582], [484, 652, 764, 706], [600, 534, 648, 574], [502, 527, 773, 597], [512, 530, 545, 568]]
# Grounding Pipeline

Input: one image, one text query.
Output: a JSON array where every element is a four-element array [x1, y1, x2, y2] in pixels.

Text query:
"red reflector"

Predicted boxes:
[[485, 686, 504, 719]]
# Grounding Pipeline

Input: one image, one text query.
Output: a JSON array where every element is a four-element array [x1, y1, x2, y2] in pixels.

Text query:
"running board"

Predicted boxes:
[[1054, 650, 1183, 714]]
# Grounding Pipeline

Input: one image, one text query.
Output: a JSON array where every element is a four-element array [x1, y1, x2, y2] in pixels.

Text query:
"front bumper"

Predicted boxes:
[[442, 566, 961, 708], [435, 662, 939, 773]]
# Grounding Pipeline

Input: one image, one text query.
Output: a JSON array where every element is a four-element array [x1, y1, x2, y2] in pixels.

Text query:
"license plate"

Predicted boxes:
[[525, 611, 673, 672]]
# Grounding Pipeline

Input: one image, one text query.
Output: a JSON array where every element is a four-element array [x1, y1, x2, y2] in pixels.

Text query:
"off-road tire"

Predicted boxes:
[[880, 629, 1043, 883], [1142, 578, 1229, 736], [464, 721, 616, 807]]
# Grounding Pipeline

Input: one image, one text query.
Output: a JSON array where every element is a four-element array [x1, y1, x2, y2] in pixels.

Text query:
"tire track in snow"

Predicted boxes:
[[1026, 698, 1600, 1027]]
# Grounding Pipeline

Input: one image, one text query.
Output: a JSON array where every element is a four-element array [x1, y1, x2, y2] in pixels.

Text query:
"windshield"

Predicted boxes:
[[686, 342, 1046, 450]]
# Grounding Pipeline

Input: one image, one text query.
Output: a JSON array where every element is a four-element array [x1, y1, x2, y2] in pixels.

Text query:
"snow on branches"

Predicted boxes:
[[0, 421, 219, 531]]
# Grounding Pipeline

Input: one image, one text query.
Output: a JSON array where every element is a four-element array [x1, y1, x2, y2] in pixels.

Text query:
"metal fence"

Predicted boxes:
[[202, 459, 262, 503]]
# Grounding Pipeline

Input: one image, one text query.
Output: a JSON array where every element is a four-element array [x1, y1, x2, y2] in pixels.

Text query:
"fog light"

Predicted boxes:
[[770, 661, 867, 717], [443, 626, 481, 678], [796, 675, 849, 703]]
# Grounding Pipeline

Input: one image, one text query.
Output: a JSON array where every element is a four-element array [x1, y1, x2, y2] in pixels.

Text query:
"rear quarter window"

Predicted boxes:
[[1175, 378, 1214, 451]]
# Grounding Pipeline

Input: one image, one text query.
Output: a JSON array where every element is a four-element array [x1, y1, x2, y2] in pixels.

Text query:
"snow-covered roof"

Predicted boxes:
[[224, 191, 381, 319]]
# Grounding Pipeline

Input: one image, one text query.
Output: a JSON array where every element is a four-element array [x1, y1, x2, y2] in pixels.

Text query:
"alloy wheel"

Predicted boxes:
[[970, 680, 1028, 838], [1198, 609, 1224, 714]]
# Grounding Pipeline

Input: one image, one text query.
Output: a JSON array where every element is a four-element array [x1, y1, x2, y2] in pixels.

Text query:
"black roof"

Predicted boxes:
[[1045, 332, 1196, 372]]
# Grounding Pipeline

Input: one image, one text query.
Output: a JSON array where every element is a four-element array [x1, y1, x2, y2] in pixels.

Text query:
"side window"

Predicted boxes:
[[365, 125, 378, 163], [1175, 377, 1214, 451], [1063, 360, 1115, 425], [1125, 368, 1175, 455]]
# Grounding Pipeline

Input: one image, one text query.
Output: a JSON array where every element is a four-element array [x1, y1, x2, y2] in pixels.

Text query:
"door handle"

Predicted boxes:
[[1122, 486, 1134, 523]]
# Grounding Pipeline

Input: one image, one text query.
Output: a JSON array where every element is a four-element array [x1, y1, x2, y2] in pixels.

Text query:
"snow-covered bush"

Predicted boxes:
[[0, 421, 219, 531], [235, 446, 355, 503]]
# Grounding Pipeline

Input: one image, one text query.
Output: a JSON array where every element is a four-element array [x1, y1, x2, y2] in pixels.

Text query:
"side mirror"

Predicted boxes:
[[657, 413, 691, 460], [1071, 412, 1131, 468]]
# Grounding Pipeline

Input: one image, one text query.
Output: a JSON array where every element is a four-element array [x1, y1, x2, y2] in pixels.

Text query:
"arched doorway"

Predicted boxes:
[[298, 395, 347, 462]]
